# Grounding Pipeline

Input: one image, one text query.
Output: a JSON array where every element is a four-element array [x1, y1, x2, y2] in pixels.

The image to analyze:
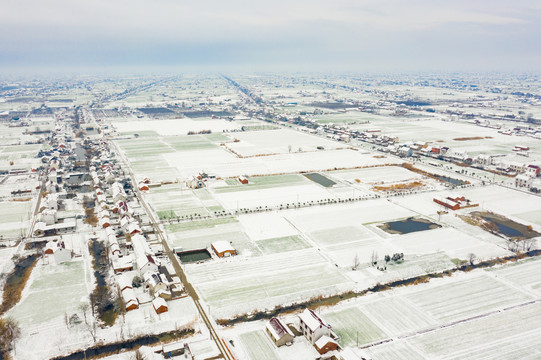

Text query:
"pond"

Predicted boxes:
[[481, 215, 525, 238], [304, 173, 336, 187], [178, 249, 212, 263], [379, 217, 441, 235]]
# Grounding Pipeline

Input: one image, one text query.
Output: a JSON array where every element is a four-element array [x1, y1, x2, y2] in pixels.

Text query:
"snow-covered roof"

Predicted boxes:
[[211, 240, 235, 253], [152, 296, 167, 309], [315, 335, 337, 349], [266, 317, 294, 340], [299, 308, 330, 332], [117, 274, 132, 291], [121, 287, 137, 304]]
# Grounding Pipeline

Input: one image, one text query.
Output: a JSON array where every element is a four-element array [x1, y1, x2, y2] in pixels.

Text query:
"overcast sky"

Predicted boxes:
[[1, 0, 540, 73]]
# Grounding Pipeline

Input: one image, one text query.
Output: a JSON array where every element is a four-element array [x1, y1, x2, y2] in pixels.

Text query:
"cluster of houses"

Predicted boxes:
[[266, 309, 341, 357], [88, 136, 184, 315], [34, 158, 77, 244], [186, 171, 215, 189]]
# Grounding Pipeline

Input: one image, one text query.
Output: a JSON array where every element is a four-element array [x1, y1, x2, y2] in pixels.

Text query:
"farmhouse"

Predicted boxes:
[[152, 297, 168, 314], [211, 241, 236, 257], [314, 335, 339, 354], [238, 176, 249, 184], [298, 309, 332, 345], [266, 317, 295, 347]]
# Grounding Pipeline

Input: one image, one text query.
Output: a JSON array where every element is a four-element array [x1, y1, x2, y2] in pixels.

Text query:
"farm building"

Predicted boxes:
[[433, 196, 478, 210], [299, 309, 332, 345], [314, 335, 339, 354], [211, 241, 236, 257], [266, 317, 295, 347], [238, 176, 249, 184], [152, 297, 168, 314], [139, 182, 150, 191]]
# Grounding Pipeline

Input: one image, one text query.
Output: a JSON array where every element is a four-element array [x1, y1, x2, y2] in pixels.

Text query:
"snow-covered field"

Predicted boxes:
[[187, 248, 352, 318], [113, 118, 241, 136], [0, 200, 33, 238], [226, 128, 341, 156]]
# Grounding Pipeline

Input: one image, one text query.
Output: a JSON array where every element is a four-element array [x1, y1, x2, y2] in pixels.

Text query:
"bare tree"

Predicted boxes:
[[79, 303, 90, 325], [506, 239, 518, 253], [64, 311, 70, 329], [133, 349, 147, 360], [468, 253, 476, 266], [0, 317, 21, 355], [371, 251, 378, 266], [352, 253, 359, 270], [86, 320, 98, 343]]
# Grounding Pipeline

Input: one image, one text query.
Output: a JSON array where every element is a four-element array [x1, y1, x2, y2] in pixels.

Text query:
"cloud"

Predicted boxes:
[[0, 0, 539, 71]]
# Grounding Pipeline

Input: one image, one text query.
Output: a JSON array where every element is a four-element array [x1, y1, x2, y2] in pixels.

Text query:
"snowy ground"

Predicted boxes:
[[113, 118, 241, 136]]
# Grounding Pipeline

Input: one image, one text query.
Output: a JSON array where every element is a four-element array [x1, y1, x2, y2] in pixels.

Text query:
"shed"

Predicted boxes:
[[152, 297, 168, 314], [211, 241, 236, 257]]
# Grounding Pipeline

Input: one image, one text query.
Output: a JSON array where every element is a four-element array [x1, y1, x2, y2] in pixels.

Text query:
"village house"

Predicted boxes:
[[516, 174, 532, 188], [44, 240, 72, 263], [117, 274, 133, 292], [121, 287, 139, 311], [143, 271, 168, 294], [152, 297, 168, 314], [298, 308, 332, 345], [112, 254, 134, 274], [526, 164, 540, 177], [266, 317, 295, 347]]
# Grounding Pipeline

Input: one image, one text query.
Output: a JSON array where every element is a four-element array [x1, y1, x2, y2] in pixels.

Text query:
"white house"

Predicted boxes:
[[41, 209, 57, 226], [516, 174, 532, 188], [298, 309, 332, 345], [53, 241, 72, 264]]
